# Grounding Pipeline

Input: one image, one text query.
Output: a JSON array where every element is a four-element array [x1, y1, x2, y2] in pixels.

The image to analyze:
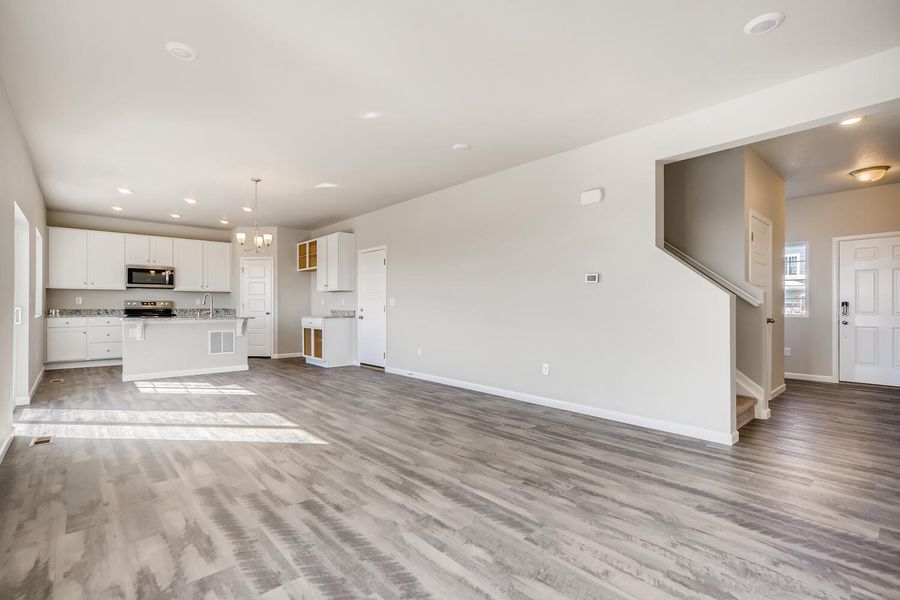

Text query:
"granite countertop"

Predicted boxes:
[[306, 309, 356, 319], [122, 315, 250, 322], [48, 308, 240, 319]]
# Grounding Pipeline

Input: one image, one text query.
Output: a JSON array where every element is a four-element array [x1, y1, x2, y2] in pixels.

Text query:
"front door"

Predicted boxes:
[[839, 235, 900, 386], [240, 257, 273, 357], [357, 248, 386, 367]]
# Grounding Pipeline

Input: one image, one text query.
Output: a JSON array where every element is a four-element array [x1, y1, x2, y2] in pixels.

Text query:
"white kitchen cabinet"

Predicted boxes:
[[46, 318, 87, 362], [175, 238, 231, 291], [204, 241, 232, 292], [48, 227, 124, 290], [47, 316, 122, 363], [301, 316, 353, 367], [125, 234, 150, 265], [87, 231, 125, 289], [125, 235, 175, 266], [174, 238, 204, 290], [316, 232, 355, 292], [48, 227, 87, 289]]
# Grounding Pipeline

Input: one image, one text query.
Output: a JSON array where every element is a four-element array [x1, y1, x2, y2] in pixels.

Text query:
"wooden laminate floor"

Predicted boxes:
[[1, 360, 899, 599]]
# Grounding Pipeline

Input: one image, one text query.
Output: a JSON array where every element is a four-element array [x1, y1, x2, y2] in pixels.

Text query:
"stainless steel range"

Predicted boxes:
[[124, 300, 175, 318]]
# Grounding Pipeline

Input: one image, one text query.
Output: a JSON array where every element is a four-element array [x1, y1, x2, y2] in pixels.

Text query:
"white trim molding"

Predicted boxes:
[[769, 383, 786, 401], [386, 367, 736, 445], [122, 364, 249, 382], [0, 433, 13, 465], [785, 372, 838, 383], [46, 359, 122, 370]]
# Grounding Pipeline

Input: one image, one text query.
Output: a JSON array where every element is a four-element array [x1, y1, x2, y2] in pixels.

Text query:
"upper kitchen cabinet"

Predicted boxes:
[[48, 227, 125, 290], [296, 238, 318, 271], [174, 238, 231, 292], [125, 234, 174, 266], [204, 241, 231, 292], [316, 232, 355, 292]]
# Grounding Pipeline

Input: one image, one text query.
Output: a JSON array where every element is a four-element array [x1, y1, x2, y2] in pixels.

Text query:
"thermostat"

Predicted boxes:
[[584, 273, 600, 284]]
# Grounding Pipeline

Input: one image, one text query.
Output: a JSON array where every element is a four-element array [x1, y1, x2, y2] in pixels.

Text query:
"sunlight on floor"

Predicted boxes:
[[18, 408, 296, 427], [15, 408, 326, 444], [134, 381, 255, 395], [14, 422, 327, 444]]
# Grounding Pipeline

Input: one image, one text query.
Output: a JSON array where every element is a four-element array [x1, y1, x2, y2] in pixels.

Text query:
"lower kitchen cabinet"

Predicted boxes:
[[47, 317, 122, 363], [301, 317, 353, 367]]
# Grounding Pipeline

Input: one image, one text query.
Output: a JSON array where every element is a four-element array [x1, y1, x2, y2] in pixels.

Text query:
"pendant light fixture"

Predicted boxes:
[[235, 177, 273, 251]]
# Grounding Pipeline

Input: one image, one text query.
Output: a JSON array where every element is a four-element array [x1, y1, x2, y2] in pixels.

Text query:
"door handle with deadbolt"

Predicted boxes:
[[766, 317, 776, 324]]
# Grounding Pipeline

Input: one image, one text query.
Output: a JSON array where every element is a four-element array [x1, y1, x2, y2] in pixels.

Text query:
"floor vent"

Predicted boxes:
[[30, 435, 54, 446], [50, 378, 64, 383]]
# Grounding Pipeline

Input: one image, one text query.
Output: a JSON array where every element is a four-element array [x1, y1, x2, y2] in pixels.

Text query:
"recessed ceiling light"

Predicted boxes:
[[184, 197, 197, 204], [117, 187, 132, 195], [111, 206, 123, 212], [314, 182, 339, 189], [452, 143, 471, 151], [849, 165, 890, 183], [219, 219, 230, 225], [242, 206, 254, 212], [170, 213, 181, 219], [840, 116, 864, 126], [743, 12, 785, 35], [165, 42, 199, 61], [359, 111, 382, 119]]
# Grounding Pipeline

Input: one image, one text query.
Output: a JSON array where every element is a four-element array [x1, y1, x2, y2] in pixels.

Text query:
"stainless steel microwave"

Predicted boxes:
[[126, 265, 175, 289]]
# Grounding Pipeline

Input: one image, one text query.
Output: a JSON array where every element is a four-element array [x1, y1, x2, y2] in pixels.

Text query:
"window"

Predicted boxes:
[[784, 242, 808, 317], [34, 229, 43, 317]]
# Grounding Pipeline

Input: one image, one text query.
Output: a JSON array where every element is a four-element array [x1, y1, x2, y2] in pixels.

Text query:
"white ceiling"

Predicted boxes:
[[752, 101, 900, 199], [1, 1, 899, 229]]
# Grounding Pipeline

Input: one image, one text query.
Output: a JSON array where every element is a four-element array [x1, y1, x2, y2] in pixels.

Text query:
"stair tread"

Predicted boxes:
[[736, 394, 758, 429]]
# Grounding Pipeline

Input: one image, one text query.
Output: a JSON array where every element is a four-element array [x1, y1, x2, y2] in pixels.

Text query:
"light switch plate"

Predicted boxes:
[[580, 187, 604, 205], [75, 296, 82, 305], [784, 347, 791, 357]]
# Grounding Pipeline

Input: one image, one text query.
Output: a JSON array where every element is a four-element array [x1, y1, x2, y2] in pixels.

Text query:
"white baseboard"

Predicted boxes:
[[122, 364, 249, 382], [735, 370, 764, 402], [784, 372, 837, 383], [385, 367, 735, 446], [0, 433, 13, 465], [272, 353, 305, 359], [46, 359, 122, 370], [14, 368, 45, 406], [769, 383, 786, 400]]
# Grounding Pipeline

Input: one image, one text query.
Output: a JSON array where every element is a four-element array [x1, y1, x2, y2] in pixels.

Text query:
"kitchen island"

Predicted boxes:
[[121, 315, 252, 382]]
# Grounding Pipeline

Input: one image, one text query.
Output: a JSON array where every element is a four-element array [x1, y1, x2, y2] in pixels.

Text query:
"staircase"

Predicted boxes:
[[736, 395, 758, 429]]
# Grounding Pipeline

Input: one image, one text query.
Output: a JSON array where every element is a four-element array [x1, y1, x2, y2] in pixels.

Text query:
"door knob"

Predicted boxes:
[[842, 320, 848, 325], [766, 317, 776, 324], [358, 315, 364, 319]]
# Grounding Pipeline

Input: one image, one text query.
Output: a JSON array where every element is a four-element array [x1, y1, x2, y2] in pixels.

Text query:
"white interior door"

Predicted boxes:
[[358, 248, 386, 367], [839, 235, 900, 386], [241, 257, 273, 357], [749, 213, 774, 411]]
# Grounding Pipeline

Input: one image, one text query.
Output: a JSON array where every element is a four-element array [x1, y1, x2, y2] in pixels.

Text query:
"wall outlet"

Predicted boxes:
[[75, 296, 82, 305], [389, 297, 396, 307], [784, 347, 792, 357], [417, 347, 422, 357], [341, 298, 346, 306], [195, 298, 201, 305], [542, 363, 550, 376], [320, 298, 325, 305]]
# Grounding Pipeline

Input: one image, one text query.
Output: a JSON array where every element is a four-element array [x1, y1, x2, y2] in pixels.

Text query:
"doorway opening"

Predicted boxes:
[[357, 246, 386, 368], [13, 203, 31, 406]]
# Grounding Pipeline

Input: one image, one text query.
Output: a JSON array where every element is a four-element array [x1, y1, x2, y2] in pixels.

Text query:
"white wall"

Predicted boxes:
[[310, 48, 900, 444], [785, 182, 900, 378], [1, 75, 47, 450]]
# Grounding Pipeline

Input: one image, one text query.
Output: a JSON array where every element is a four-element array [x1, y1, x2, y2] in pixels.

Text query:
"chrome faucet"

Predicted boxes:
[[200, 293, 213, 319]]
